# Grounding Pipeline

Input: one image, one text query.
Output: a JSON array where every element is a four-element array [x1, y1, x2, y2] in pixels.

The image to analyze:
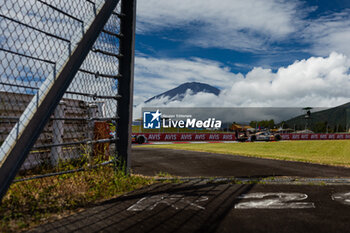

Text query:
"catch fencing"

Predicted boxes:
[[0, 0, 135, 201]]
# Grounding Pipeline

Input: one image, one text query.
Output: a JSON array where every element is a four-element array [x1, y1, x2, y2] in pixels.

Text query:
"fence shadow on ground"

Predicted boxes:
[[28, 180, 255, 233]]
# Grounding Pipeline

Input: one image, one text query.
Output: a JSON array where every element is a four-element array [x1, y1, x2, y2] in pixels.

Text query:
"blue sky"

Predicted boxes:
[[133, 0, 350, 108]]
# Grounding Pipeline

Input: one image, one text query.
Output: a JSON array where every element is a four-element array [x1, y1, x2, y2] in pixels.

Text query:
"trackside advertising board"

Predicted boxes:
[[134, 133, 236, 141], [133, 133, 350, 141], [280, 133, 350, 140]]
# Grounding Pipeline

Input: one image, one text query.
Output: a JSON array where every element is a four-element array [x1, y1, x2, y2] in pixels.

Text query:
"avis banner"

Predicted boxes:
[[133, 133, 350, 141]]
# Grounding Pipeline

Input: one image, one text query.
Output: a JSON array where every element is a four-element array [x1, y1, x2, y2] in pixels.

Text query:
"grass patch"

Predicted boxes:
[[156, 171, 174, 178], [145, 140, 350, 167], [0, 166, 154, 232]]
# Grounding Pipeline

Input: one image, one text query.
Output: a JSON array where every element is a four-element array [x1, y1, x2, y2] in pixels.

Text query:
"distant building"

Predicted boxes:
[[230, 123, 254, 132]]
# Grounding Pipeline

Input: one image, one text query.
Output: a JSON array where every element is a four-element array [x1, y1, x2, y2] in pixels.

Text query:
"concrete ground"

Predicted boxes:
[[29, 146, 350, 233]]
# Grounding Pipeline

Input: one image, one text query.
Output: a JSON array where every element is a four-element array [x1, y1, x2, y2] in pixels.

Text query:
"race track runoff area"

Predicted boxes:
[[31, 146, 350, 233]]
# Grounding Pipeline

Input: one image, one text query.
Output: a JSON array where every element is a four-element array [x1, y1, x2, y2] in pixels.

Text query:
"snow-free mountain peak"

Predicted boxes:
[[145, 82, 220, 103]]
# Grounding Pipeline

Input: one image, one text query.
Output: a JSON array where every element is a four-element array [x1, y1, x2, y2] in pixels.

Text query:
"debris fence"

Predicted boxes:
[[0, 0, 135, 205]]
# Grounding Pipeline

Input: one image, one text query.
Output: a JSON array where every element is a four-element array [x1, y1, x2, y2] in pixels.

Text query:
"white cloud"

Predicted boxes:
[[134, 56, 242, 103], [134, 52, 350, 119], [303, 10, 350, 57], [136, 0, 306, 52], [137, 0, 350, 58]]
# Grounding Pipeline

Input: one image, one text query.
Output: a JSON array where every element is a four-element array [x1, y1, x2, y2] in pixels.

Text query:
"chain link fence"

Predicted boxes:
[[0, 0, 136, 229], [1, 0, 120, 170]]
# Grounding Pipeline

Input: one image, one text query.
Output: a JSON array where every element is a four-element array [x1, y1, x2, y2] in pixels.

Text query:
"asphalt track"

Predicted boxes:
[[131, 147, 350, 178], [30, 146, 350, 233]]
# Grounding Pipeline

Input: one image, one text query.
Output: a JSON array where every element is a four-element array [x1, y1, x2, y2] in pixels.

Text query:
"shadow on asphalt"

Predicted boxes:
[[30, 181, 255, 233]]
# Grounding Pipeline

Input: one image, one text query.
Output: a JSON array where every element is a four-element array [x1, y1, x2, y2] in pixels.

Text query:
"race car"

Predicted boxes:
[[237, 131, 281, 142], [110, 130, 147, 144], [132, 134, 148, 144], [250, 131, 281, 142]]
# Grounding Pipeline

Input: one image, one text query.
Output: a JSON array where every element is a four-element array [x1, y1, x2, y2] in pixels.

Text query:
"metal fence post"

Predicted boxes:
[[88, 103, 98, 160], [50, 101, 66, 166], [346, 108, 350, 133], [116, 0, 137, 173], [95, 102, 106, 118]]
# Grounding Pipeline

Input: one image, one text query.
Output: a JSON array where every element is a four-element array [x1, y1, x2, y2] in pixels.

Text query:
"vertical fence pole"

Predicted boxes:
[[346, 108, 350, 133], [88, 103, 98, 160], [50, 101, 66, 166], [116, 0, 137, 173]]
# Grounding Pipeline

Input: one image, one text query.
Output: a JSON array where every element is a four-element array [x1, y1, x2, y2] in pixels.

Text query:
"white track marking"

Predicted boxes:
[[127, 194, 208, 211], [332, 192, 350, 205], [235, 192, 315, 209]]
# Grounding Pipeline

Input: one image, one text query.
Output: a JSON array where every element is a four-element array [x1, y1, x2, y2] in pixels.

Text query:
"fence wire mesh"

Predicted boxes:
[[0, 0, 135, 230]]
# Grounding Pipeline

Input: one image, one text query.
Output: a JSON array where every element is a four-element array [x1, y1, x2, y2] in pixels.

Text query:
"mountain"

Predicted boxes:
[[283, 102, 350, 132], [145, 82, 220, 103]]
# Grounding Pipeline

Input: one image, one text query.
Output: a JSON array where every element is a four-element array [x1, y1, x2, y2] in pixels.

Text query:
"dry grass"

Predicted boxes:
[[146, 140, 350, 167], [0, 166, 154, 232]]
